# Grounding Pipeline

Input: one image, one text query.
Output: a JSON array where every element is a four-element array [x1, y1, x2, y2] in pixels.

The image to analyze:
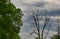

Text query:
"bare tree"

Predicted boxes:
[[30, 9, 44, 39], [44, 21, 51, 39], [32, 10, 41, 39], [30, 9, 51, 39], [41, 16, 50, 39]]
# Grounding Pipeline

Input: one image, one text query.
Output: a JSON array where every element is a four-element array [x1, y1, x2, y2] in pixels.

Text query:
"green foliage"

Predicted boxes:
[[51, 34, 60, 39], [35, 37, 39, 39], [0, 0, 23, 39], [35, 37, 42, 39]]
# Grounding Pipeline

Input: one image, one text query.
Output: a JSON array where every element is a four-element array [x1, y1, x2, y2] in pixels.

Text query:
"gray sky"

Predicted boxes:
[[11, 0, 60, 39]]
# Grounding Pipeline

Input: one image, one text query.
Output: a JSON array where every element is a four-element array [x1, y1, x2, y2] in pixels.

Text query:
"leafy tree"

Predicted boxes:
[[0, 0, 23, 39], [51, 34, 60, 39], [35, 37, 39, 39]]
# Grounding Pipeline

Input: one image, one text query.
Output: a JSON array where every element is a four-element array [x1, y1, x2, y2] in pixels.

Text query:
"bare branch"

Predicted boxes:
[[30, 31, 38, 35], [44, 22, 51, 39], [41, 16, 50, 39]]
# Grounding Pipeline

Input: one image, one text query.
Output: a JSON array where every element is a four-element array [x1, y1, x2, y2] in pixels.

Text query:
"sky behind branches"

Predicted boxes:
[[11, 0, 60, 39]]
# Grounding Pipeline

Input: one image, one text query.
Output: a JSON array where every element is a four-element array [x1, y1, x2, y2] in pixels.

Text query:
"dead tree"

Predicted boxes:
[[44, 21, 51, 39], [30, 9, 44, 39], [30, 9, 50, 39], [41, 16, 50, 39], [32, 10, 40, 39], [41, 10, 51, 39]]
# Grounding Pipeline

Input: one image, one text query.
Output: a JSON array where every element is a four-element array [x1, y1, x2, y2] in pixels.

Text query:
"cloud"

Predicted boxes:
[[11, 0, 60, 16], [11, 0, 60, 39], [19, 0, 60, 10], [30, 1, 48, 7]]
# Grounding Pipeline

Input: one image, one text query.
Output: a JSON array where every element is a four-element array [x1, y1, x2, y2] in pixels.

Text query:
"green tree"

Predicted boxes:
[[51, 34, 60, 39], [35, 37, 38, 39], [35, 37, 43, 39], [0, 0, 23, 39]]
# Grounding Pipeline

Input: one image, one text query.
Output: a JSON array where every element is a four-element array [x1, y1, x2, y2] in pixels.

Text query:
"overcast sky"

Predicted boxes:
[[11, 0, 60, 39]]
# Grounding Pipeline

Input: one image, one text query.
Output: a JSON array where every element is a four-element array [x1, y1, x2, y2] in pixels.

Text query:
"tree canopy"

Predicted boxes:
[[0, 0, 23, 39], [51, 34, 60, 39]]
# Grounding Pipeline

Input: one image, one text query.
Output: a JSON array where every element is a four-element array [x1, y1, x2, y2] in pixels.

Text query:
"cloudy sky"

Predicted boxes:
[[11, 0, 60, 39]]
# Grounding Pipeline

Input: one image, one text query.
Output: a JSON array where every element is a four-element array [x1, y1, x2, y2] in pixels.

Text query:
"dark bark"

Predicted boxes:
[[41, 16, 50, 39], [32, 11, 40, 39], [58, 16, 60, 38]]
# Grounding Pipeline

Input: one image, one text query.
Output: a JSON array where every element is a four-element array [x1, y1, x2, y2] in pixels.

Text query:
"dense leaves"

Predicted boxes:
[[0, 0, 23, 39], [51, 34, 60, 39]]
